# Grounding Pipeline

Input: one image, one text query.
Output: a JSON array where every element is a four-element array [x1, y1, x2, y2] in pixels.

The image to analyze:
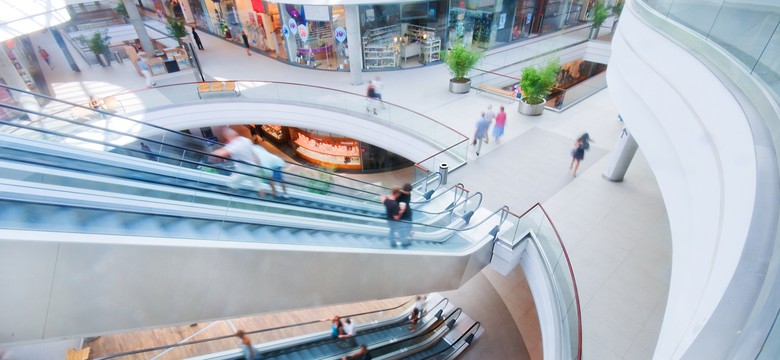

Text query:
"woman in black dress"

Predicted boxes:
[[570, 139, 586, 177], [241, 31, 251, 56]]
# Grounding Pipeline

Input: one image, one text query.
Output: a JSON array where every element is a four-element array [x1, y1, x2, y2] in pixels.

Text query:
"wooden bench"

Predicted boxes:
[[66, 347, 90, 360], [197, 81, 241, 98], [478, 84, 517, 101]]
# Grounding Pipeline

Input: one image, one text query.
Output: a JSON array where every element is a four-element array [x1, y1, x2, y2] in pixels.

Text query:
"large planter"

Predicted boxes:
[[449, 79, 471, 94], [518, 99, 545, 115], [589, 26, 600, 39]]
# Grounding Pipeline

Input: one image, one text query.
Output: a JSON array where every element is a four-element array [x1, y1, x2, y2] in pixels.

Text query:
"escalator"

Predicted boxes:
[[411, 321, 480, 360], [0, 90, 505, 342]]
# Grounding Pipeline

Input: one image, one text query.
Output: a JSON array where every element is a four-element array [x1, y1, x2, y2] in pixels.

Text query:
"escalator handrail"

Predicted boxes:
[[0, 117, 384, 202], [367, 308, 463, 359], [0, 94, 392, 195], [419, 321, 481, 360], [91, 297, 417, 360]]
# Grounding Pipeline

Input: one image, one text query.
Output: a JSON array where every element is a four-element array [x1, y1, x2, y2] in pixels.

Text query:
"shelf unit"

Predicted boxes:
[[362, 25, 401, 69], [405, 24, 441, 64]]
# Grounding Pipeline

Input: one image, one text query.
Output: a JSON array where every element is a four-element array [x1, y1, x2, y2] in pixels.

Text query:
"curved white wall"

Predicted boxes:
[[607, 3, 758, 359]]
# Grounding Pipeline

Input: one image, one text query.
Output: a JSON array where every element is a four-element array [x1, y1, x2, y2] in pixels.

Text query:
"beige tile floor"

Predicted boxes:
[[16, 17, 672, 359]]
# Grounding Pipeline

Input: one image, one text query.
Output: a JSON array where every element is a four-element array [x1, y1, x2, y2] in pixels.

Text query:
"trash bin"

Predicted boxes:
[[113, 51, 123, 64], [438, 163, 449, 185]]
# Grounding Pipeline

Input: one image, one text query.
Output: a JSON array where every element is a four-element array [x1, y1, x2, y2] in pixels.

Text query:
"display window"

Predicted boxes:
[[2, 36, 49, 98], [359, 2, 444, 70], [446, 0, 497, 50], [188, 0, 213, 32]]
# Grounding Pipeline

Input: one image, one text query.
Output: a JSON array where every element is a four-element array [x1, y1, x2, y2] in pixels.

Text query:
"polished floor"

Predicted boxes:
[[5, 17, 672, 360]]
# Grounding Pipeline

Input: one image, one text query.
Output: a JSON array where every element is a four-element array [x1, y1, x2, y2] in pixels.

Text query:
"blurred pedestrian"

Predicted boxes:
[[570, 138, 586, 177], [338, 317, 357, 347], [342, 344, 370, 360], [473, 112, 490, 156], [137, 58, 155, 88], [234, 330, 257, 360], [409, 295, 426, 331], [140, 142, 158, 161], [38, 46, 53, 69], [492, 106, 507, 144], [324, 316, 345, 340], [212, 128, 262, 196], [242, 31, 251, 56], [192, 27, 204, 50], [380, 187, 403, 247], [253, 145, 288, 198], [397, 183, 413, 246], [366, 81, 379, 115], [370, 76, 384, 108]]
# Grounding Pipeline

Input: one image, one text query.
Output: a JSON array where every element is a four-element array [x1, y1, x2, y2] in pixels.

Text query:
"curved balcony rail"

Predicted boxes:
[[495, 203, 582, 360], [639, 0, 780, 103]]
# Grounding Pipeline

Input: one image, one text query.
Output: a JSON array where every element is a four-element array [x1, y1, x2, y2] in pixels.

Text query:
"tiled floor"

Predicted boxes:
[[16, 17, 672, 360]]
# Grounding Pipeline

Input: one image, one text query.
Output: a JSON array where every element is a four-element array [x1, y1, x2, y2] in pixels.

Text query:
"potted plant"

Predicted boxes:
[[518, 59, 560, 116], [443, 43, 482, 94], [589, 0, 610, 39], [166, 16, 188, 47], [77, 30, 111, 66], [115, 2, 128, 19]]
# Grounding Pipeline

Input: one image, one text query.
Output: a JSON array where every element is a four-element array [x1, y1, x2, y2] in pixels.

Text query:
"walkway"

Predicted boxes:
[[19, 17, 671, 360]]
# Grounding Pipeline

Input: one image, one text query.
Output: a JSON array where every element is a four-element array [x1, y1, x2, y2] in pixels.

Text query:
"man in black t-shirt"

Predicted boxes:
[[397, 183, 413, 247], [381, 187, 402, 247]]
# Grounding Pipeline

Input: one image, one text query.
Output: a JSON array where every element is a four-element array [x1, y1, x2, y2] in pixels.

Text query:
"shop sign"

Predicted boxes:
[[298, 24, 309, 42], [288, 19, 298, 35], [334, 27, 347, 43]]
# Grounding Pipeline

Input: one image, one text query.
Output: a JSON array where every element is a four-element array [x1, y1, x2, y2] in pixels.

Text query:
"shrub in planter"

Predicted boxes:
[[76, 30, 111, 66], [166, 16, 188, 47], [590, 0, 610, 39], [520, 59, 560, 105], [443, 43, 482, 93]]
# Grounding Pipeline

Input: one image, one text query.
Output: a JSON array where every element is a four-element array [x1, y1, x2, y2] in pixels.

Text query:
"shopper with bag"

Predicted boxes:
[[473, 112, 491, 156]]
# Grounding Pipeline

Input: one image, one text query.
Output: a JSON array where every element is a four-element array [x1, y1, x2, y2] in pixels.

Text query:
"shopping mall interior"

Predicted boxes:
[[0, 0, 778, 359]]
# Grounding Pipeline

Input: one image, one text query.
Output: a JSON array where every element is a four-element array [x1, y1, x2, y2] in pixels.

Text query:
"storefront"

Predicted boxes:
[[188, 0, 591, 71], [2, 36, 50, 99], [250, 124, 413, 172]]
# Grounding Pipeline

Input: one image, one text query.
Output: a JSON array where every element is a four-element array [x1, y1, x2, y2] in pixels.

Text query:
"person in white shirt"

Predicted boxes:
[[252, 145, 288, 199], [339, 317, 357, 347], [212, 128, 262, 197], [137, 58, 155, 88]]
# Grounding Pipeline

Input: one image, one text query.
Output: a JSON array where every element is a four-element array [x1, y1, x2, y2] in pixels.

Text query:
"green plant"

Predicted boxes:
[[443, 43, 482, 82], [520, 59, 560, 105], [115, 2, 128, 18], [591, 1, 610, 29], [76, 30, 111, 63], [166, 16, 188, 46]]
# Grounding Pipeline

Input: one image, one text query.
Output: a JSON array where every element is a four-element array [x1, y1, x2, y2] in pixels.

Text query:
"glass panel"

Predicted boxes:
[[667, 0, 724, 36], [644, 0, 676, 16], [753, 25, 780, 101], [708, 2, 780, 70]]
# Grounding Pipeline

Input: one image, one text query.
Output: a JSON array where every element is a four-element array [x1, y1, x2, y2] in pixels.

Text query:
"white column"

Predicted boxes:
[[123, 0, 155, 52], [344, 5, 363, 86], [602, 126, 638, 182]]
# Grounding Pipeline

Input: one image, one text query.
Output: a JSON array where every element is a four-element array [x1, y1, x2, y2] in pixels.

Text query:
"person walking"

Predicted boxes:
[[409, 295, 426, 331], [380, 187, 403, 247], [212, 128, 262, 196], [137, 58, 155, 88], [366, 81, 379, 115], [37, 46, 53, 69], [234, 330, 257, 360], [492, 106, 507, 144], [483, 105, 496, 143], [241, 31, 251, 56], [570, 138, 586, 177], [396, 183, 413, 247], [252, 145, 289, 198], [192, 27, 204, 50], [473, 112, 491, 156], [370, 76, 384, 108]]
